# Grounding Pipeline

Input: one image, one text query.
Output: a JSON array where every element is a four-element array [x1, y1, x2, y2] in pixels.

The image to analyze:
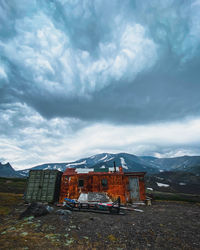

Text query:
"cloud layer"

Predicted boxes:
[[1, 0, 200, 122], [0, 0, 200, 168], [0, 103, 200, 169]]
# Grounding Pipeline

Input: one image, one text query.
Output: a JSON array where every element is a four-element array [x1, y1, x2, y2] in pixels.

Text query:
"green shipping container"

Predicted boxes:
[[25, 170, 63, 203]]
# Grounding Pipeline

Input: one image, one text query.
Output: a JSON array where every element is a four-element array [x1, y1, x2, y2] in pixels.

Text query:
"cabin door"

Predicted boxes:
[[129, 177, 140, 200]]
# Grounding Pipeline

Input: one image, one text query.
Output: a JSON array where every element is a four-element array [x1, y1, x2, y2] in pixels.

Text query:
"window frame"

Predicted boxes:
[[78, 179, 84, 187], [101, 178, 108, 187]]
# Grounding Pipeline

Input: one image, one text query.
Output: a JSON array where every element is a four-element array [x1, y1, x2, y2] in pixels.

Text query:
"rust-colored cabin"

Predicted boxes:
[[59, 166, 146, 204]]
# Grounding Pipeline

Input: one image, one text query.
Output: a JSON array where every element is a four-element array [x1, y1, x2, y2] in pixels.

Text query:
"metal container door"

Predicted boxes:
[[129, 177, 140, 200]]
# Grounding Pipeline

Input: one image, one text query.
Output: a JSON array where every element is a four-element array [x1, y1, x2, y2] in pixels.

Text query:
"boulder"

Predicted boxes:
[[19, 202, 49, 219]]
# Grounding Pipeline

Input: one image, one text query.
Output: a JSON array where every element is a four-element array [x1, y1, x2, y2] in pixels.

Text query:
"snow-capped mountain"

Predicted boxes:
[[17, 153, 158, 177], [1, 153, 200, 178]]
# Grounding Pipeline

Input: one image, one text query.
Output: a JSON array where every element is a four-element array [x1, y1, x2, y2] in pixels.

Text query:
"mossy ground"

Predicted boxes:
[[0, 178, 200, 249]]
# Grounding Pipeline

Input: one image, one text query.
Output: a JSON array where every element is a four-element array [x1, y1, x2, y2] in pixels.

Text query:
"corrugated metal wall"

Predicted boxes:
[[25, 170, 62, 203]]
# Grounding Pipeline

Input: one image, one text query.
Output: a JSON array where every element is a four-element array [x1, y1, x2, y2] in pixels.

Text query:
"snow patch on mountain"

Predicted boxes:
[[66, 160, 86, 167], [22, 170, 30, 173], [120, 157, 128, 169], [104, 157, 114, 162], [156, 176, 164, 180], [156, 182, 169, 187], [99, 155, 108, 161], [19, 173, 27, 176], [44, 165, 52, 170]]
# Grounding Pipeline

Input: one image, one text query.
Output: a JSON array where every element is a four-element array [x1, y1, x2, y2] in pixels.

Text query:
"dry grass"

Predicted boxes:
[[0, 192, 23, 215]]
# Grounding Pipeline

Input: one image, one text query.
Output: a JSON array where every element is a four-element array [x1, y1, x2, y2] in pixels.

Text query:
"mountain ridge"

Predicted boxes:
[[0, 162, 21, 177], [17, 153, 200, 177], [1, 153, 200, 178]]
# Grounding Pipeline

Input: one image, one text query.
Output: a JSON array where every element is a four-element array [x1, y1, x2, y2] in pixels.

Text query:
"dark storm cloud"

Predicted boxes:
[[0, 0, 200, 125]]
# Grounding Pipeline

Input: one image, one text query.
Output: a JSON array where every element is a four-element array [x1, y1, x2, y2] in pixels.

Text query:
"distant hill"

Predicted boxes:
[[141, 155, 200, 172], [145, 171, 200, 195]]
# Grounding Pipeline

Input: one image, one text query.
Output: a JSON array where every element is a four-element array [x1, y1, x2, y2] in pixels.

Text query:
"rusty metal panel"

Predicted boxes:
[[129, 177, 140, 200], [59, 168, 146, 204], [139, 177, 146, 200]]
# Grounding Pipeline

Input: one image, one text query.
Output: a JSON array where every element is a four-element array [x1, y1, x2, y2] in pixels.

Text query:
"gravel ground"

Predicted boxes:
[[0, 198, 200, 249]]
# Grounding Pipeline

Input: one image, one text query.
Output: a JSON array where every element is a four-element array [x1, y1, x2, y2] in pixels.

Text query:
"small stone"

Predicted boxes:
[[46, 205, 54, 213], [23, 221, 33, 225], [56, 209, 72, 216], [70, 225, 76, 229], [21, 232, 28, 236], [65, 238, 74, 246], [24, 216, 34, 221]]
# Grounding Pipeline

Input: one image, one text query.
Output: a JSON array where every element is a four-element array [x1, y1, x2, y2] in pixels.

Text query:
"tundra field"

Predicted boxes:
[[0, 177, 200, 250]]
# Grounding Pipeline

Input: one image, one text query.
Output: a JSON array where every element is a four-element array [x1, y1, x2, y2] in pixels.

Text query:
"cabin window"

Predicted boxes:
[[78, 179, 84, 187], [101, 178, 108, 187]]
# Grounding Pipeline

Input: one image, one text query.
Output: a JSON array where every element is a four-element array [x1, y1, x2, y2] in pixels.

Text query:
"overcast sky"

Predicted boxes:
[[0, 0, 200, 170]]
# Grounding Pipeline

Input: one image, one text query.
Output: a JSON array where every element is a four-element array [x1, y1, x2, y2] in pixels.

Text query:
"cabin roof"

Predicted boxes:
[[62, 167, 146, 176]]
